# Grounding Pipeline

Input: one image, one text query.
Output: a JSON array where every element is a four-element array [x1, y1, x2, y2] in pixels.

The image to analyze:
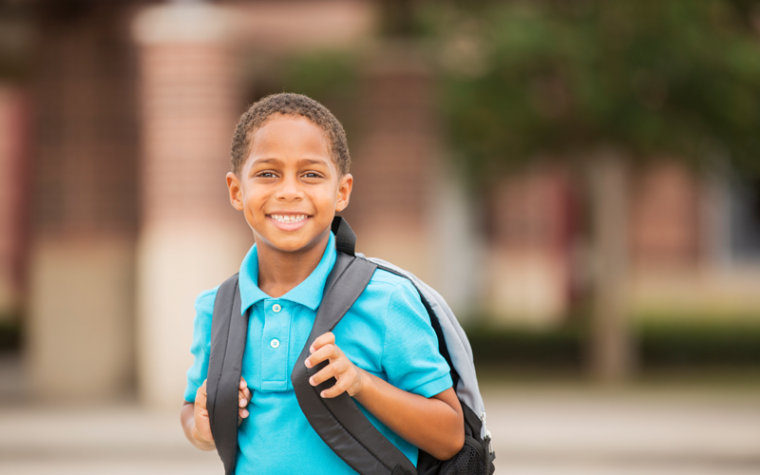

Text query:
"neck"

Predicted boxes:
[[255, 236, 329, 298]]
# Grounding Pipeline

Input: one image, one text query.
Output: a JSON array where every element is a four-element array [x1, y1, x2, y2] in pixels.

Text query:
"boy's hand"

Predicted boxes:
[[192, 377, 251, 444], [304, 332, 366, 398], [237, 377, 252, 422], [192, 380, 214, 445]]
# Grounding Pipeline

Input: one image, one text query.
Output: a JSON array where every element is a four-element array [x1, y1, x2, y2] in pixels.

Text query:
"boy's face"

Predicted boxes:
[[226, 114, 353, 257]]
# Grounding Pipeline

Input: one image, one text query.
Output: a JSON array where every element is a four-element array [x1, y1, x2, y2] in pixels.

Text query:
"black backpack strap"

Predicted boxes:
[[206, 273, 248, 475], [291, 233, 417, 475], [332, 215, 356, 255]]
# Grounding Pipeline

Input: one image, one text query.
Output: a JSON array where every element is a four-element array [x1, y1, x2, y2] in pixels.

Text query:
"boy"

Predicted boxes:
[[181, 93, 464, 474]]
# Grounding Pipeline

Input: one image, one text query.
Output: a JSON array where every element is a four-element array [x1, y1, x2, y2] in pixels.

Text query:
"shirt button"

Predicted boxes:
[[272, 304, 282, 313], [270, 339, 280, 349]]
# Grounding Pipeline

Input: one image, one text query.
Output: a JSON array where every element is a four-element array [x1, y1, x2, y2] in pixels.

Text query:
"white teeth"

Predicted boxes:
[[271, 214, 307, 224]]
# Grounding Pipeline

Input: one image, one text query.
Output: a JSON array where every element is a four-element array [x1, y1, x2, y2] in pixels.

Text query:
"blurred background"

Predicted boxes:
[[1, 0, 760, 473]]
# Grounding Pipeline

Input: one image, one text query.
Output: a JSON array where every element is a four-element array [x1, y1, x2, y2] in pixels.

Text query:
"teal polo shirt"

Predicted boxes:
[[185, 233, 453, 474]]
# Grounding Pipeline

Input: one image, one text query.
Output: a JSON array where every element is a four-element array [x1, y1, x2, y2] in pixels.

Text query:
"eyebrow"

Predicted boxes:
[[250, 157, 330, 166], [250, 158, 280, 165]]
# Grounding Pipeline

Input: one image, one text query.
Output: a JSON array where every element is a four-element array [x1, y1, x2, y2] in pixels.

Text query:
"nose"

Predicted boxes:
[[274, 174, 303, 201]]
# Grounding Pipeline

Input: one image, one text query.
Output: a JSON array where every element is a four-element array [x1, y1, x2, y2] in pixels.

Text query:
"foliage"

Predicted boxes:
[[423, 1, 760, 184], [467, 316, 760, 374], [0, 317, 21, 352], [280, 50, 360, 102], [0, 7, 33, 82], [279, 49, 362, 144]]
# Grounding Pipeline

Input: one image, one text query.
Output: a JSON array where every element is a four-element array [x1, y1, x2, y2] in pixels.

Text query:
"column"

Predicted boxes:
[[27, 7, 138, 401], [133, 3, 249, 408]]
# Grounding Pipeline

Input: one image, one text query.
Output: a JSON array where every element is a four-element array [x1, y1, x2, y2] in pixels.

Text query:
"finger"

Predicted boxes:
[[319, 374, 353, 399], [195, 381, 210, 420], [195, 403, 209, 418], [309, 363, 338, 388], [240, 386, 251, 401], [305, 343, 339, 369], [320, 377, 350, 398], [309, 332, 335, 353], [237, 377, 251, 423], [238, 387, 250, 403], [195, 380, 208, 406], [238, 392, 249, 408], [238, 386, 251, 405], [309, 356, 351, 387], [237, 377, 251, 407]]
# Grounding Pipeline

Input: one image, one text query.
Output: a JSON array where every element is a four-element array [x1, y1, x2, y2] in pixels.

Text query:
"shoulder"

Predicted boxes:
[[190, 286, 219, 340], [365, 265, 421, 303], [357, 263, 432, 327], [368, 265, 414, 288], [357, 260, 452, 393], [194, 286, 219, 316]]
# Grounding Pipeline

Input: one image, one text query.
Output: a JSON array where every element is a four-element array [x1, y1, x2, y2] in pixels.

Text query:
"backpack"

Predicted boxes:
[[205, 217, 495, 475]]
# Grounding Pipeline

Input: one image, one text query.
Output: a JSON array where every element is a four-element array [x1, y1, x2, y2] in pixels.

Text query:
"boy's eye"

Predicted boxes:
[[255, 171, 277, 178], [302, 171, 324, 180]]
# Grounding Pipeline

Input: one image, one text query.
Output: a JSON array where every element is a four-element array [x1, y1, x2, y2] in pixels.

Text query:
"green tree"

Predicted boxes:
[[431, 0, 760, 181], [426, 0, 760, 380]]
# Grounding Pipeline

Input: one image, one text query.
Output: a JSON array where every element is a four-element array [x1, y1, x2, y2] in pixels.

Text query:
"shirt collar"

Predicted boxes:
[[238, 233, 337, 314]]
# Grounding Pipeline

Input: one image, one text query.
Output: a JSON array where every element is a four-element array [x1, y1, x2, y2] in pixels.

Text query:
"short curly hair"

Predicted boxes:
[[230, 93, 350, 175]]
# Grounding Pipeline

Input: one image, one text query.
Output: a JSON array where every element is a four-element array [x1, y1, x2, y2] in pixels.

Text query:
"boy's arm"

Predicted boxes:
[[305, 332, 464, 460], [180, 378, 252, 451]]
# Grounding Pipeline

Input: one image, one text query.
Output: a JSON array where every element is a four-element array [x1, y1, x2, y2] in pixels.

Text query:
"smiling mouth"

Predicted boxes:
[[269, 214, 308, 224]]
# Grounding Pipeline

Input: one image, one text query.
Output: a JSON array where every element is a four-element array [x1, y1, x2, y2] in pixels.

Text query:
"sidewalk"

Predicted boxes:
[[0, 403, 220, 475], [483, 381, 760, 474], [2, 364, 760, 474]]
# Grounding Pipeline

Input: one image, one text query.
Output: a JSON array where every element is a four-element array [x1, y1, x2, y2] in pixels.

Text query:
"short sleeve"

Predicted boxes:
[[381, 279, 453, 398], [183, 287, 217, 402]]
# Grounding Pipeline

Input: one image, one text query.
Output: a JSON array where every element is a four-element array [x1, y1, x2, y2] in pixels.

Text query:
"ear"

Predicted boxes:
[[335, 173, 353, 213], [226, 171, 244, 211]]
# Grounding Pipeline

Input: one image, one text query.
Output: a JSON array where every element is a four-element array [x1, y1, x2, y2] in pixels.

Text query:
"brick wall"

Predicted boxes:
[[344, 51, 440, 278], [0, 85, 28, 317], [31, 9, 138, 238], [347, 57, 435, 228], [138, 41, 242, 228], [629, 162, 701, 269], [486, 165, 576, 324]]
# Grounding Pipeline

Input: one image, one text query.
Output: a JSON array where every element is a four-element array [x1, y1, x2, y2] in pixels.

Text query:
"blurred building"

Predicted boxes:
[[0, 0, 759, 407]]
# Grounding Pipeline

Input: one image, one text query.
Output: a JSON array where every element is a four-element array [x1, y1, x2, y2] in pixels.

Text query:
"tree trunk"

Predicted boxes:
[[588, 150, 634, 382]]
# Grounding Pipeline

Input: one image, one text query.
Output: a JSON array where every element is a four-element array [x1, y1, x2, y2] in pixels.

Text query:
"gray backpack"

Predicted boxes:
[[205, 217, 495, 474]]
